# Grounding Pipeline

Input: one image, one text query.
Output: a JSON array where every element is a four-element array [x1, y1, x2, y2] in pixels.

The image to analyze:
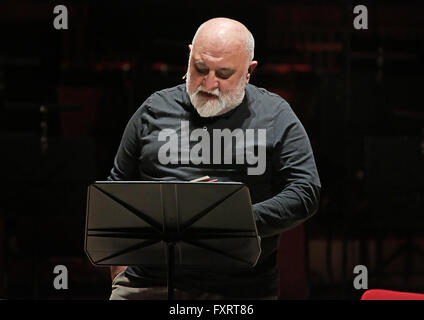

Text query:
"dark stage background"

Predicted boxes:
[[0, 0, 423, 300]]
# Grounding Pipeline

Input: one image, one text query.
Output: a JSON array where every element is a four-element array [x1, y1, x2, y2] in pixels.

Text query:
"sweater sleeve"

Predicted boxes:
[[107, 103, 145, 181], [252, 102, 321, 237]]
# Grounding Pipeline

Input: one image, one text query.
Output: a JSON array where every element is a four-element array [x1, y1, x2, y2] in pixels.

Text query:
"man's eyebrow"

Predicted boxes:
[[194, 61, 208, 68], [194, 61, 235, 73]]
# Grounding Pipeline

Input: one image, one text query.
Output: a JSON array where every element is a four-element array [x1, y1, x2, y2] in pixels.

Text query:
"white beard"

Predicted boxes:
[[186, 74, 246, 117]]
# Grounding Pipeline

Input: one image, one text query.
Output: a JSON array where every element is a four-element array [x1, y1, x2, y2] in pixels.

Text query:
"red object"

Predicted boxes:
[[361, 289, 424, 300]]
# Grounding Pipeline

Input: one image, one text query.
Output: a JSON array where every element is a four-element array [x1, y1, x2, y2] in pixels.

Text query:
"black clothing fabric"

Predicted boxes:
[[108, 83, 321, 298]]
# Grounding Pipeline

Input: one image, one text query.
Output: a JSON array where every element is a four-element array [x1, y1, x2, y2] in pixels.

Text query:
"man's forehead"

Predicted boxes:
[[191, 43, 247, 68], [193, 42, 234, 58], [191, 54, 239, 72]]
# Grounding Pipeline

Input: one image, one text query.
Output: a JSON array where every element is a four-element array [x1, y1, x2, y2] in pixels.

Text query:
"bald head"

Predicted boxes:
[[186, 18, 258, 117], [192, 18, 255, 62]]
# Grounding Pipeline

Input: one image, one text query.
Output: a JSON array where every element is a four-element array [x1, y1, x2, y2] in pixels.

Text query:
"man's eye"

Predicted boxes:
[[196, 68, 208, 74], [216, 73, 231, 79]]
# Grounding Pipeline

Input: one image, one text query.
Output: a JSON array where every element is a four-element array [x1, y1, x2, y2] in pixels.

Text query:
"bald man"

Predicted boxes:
[[108, 18, 321, 300], [186, 18, 257, 118]]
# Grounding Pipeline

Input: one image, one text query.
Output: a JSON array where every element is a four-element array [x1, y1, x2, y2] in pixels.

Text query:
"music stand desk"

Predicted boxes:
[[85, 181, 261, 299]]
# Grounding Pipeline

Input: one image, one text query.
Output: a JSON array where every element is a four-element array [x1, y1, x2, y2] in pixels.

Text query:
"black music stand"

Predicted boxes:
[[84, 181, 261, 300]]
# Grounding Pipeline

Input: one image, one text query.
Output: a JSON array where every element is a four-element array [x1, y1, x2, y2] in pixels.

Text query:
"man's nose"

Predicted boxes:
[[202, 72, 219, 91]]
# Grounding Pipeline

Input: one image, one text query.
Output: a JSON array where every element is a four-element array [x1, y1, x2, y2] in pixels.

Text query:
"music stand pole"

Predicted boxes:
[[167, 242, 175, 300]]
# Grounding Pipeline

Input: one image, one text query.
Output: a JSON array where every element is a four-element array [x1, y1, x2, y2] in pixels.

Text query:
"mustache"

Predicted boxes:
[[194, 86, 221, 98]]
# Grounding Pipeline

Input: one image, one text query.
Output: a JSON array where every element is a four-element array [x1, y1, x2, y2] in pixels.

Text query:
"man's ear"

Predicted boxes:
[[246, 61, 258, 83], [248, 61, 258, 74], [188, 44, 193, 52]]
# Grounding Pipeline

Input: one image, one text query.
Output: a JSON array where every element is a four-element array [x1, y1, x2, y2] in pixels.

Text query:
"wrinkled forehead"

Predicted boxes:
[[191, 33, 249, 68]]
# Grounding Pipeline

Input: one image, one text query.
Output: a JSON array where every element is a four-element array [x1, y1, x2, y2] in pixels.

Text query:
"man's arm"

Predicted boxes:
[[253, 104, 321, 237], [107, 106, 143, 182], [107, 104, 144, 279]]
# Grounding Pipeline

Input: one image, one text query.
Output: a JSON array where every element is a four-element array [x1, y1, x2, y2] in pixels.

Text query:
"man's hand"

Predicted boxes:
[[110, 266, 127, 281]]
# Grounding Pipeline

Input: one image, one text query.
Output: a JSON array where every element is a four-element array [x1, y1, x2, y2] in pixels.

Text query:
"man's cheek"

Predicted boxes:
[[188, 80, 201, 93]]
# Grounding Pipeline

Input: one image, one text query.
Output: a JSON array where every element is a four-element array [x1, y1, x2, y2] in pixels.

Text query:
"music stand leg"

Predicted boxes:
[[167, 242, 175, 300]]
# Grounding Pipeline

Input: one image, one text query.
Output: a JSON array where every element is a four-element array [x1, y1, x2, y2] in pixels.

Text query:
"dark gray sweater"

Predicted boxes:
[[108, 83, 321, 298]]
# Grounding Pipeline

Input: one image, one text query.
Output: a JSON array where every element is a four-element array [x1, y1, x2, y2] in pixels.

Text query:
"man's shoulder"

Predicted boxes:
[[150, 83, 187, 102], [246, 84, 291, 112], [136, 83, 188, 114]]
